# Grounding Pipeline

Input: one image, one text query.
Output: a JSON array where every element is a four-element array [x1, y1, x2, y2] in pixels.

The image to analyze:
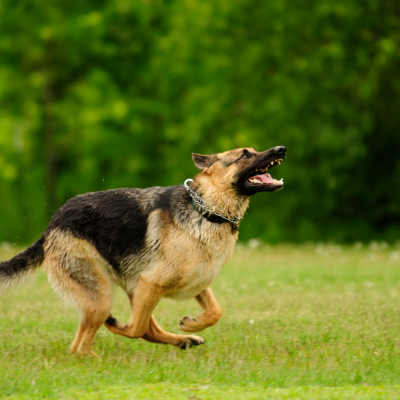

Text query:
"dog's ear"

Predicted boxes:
[[192, 153, 218, 170]]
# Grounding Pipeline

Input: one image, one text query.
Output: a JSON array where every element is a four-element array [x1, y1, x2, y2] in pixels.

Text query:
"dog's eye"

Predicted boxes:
[[241, 152, 252, 159]]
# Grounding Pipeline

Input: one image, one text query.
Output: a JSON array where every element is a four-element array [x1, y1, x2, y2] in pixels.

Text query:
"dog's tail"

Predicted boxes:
[[0, 236, 45, 291]]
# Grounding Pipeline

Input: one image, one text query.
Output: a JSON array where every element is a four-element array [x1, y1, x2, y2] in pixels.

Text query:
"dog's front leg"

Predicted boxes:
[[104, 276, 205, 348], [142, 315, 204, 349], [179, 287, 222, 333], [104, 275, 165, 339]]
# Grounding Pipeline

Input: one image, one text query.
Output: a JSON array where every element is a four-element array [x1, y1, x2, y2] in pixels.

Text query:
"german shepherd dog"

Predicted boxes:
[[0, 146, 286, 355]]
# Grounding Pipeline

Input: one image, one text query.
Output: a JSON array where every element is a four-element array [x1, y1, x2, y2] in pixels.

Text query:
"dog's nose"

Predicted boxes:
[[273, 146, 286, 155]]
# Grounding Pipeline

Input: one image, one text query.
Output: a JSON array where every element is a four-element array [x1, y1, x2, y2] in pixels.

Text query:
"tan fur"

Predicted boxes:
[[143, 315, 204, 347], [43, 230, 113, 355], [141, 209, 236, 300], [179, 288, 222, 333], [192, 149, 251, 218]]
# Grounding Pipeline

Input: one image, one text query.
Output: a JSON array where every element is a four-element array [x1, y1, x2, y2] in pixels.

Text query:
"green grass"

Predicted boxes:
[[1, 243, 400, 399]]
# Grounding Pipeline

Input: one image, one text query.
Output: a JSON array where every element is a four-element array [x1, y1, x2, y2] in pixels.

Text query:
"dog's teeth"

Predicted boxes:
[[249, 177, 263, 184], [277, 160, 281, 165], [271, 161, 274, 166]]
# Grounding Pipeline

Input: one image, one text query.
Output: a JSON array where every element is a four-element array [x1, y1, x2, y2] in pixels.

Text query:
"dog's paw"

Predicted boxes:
[[178, 335, 205, 349], [105, 314, 117, 326], [179, 315, 198, 332], [104, 314, 128, 331]]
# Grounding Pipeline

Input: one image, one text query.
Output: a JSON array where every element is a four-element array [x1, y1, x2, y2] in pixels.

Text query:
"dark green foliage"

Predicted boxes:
[[0, 0, 399, 243]]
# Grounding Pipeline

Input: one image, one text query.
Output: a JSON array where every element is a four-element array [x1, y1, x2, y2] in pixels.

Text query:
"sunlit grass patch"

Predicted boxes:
[[6, 384, 400, 400], [1, 243, 400, 398]]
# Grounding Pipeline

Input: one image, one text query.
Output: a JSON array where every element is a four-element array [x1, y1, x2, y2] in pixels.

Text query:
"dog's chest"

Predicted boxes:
[[160, 223, 238, 300]]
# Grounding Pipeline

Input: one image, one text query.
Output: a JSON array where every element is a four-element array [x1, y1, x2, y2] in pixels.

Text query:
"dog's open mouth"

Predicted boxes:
[[247, 158, 284, 187]]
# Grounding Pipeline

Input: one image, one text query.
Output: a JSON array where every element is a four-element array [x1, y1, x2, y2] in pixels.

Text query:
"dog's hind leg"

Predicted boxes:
[[48, 263, 112, 355], [179, 287, 222, 333], [72, 305, 111, 356], [44, 231, 112, 356], [48, 270, 112, 355], [142, 315, 204, 349]]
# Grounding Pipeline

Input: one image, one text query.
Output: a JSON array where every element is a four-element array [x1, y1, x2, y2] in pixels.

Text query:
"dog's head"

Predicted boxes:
[[192, 146, 286, 196]]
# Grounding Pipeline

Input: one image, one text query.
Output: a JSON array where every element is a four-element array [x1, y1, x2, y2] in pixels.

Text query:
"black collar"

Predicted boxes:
[[190, 199, 239, 232]]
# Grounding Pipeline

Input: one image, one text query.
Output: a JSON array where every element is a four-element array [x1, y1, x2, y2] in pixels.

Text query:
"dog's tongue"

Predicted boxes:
[[253, 173, 274, 184]]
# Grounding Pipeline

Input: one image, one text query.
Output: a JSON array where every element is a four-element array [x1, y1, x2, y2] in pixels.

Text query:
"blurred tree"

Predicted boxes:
[[0, 0, 399, 243]]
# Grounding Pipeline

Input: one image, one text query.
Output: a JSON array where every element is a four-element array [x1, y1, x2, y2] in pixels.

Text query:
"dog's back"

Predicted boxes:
[[46, 186, 180, 275]]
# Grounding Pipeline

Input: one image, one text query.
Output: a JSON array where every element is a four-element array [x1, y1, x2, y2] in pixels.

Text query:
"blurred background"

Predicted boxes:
[[0, 0, 399, 245]]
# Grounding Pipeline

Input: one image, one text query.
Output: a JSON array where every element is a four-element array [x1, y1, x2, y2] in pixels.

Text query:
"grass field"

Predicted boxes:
[[1, 242, 400, 399]]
